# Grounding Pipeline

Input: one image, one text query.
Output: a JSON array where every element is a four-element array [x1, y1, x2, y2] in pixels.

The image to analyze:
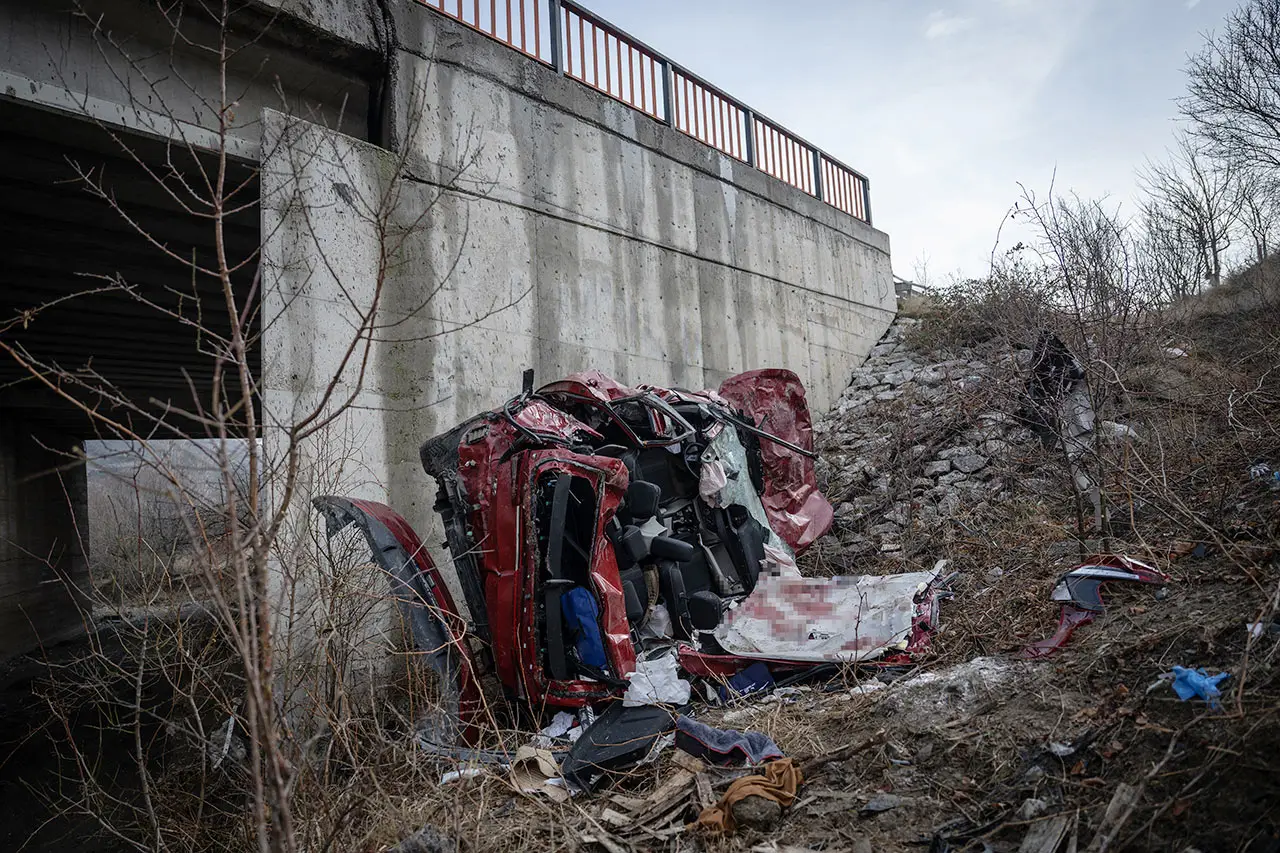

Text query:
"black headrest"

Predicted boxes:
[[626, 480, 661, 520], [623, 581, 645, 625], [616, 525, 647, 567], [687, 591, 723, 631]]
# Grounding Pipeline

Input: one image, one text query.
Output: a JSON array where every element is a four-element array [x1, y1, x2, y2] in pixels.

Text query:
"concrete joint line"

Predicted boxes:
[[398, 169, 896, 317], [393, 48, 884, 253]]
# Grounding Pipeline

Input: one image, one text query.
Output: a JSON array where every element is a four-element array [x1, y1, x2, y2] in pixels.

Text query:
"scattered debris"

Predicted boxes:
[[860, 792, 903, 815], [1167, 666, 1231, 710], [1017, 814, 1073, 853], [1018, 797, 1050, 820], [534, 710, 582, 747], [720, 660, 775, 701], [675, 716, 784, 766], [1249, 462, 1280, 489], [1023, 556, 1170, 658], [1084, 783, 1139, 853], [509, 745, 569, 803], [624, 649, 691, 707], [876, 658, 1019, 727], [561, 703, 676, 792], [696, 758, 803, 833], [440, 768, 486, 785]]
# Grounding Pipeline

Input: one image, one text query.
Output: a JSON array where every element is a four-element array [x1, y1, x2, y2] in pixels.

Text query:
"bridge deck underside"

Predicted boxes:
[[0, 99, 261, 439]]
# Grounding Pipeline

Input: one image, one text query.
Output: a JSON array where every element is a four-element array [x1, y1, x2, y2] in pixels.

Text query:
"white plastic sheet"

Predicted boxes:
[[639, 603, 673, 640], [623, 649, 691, 707], [714, 570, 938, 663]]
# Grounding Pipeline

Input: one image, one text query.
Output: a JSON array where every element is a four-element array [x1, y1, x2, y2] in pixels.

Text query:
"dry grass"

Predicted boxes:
[[13, 274, 1280, 853]]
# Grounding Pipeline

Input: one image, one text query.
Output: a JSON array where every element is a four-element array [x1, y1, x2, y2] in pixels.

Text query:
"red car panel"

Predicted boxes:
[[718, 369, 833, 553]]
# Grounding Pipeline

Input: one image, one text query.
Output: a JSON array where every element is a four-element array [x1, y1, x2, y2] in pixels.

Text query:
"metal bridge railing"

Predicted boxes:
[[417, 0, 553, 62], [416, 0, 872, 225]]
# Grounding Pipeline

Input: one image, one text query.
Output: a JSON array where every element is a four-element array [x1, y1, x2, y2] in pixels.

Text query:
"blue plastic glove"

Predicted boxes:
[[1168, 666, 1231, 710]]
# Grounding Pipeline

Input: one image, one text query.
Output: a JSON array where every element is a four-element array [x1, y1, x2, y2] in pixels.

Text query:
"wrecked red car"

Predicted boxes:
[[317, 369, 940, 742]]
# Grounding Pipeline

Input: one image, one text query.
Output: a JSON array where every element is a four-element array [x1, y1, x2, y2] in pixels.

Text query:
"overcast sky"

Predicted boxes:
[[585, 0, 1234, 284]]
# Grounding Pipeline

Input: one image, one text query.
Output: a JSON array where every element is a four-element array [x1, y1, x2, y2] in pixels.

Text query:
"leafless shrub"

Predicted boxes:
[[1139, 133, 1240, 294], [0, 3, 530, 850]]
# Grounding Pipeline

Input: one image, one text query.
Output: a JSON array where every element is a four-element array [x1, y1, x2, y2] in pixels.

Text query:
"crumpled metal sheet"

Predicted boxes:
[[718, 369, 833, 553], [511, 398, 604, 440], [714, 570, 940, 662]]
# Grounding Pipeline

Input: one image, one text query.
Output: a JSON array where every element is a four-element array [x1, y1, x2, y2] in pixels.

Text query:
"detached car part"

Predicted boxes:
[[312, 497, 483, 743], [1023, 555, 1170, 659]]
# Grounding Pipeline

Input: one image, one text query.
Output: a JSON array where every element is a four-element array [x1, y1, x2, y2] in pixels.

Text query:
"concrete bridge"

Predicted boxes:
[[0, 0, 895, 659]]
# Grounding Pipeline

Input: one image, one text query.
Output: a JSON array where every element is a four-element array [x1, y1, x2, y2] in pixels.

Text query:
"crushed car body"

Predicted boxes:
[[317, 369, 946, 740]]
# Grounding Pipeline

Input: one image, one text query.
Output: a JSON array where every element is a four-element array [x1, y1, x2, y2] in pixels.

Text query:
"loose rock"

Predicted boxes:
[[860, 792, 902, 815], [952, 454, 989, 474], [731, 794, 783, 830]]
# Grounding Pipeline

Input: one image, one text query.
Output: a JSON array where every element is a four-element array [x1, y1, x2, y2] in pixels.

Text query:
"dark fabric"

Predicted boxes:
[[718, 661, 774, 702], [1022, 331, 1087, 440], [561, 703, 676, 791], [675, 715, 784, 766]]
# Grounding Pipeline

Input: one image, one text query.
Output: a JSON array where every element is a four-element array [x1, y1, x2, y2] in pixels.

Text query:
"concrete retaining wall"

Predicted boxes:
[[389, 6, 895, 412], [262, 4, 895, 563]]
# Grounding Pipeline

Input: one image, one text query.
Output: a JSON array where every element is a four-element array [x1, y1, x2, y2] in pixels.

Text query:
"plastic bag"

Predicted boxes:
[[639, 603, 673, 640], [623, 649, 691, 707]]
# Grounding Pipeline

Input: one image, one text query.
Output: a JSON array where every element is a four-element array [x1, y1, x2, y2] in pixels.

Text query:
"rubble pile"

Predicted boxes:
[[814, 317, 1045, 557]]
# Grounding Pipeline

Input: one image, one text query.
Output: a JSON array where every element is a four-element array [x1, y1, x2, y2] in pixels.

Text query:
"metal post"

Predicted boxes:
[[812, 150, 823, 201], [660, 59, 675, 126], [548, 0, 565, 74], [743, 108, 755, 166], [862, 176, 873, 226]]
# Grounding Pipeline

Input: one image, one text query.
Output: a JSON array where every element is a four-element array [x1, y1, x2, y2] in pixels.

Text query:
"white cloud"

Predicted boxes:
[[924, 10, 974, 40], [1185, 0, 1201, 7]]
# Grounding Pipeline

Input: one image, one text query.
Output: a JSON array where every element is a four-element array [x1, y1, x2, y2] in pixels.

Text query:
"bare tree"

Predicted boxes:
[[1182, 0, 1280, 171], [1007, 185, 1169, 533], [0, 2, 525, 851], [1140, 202, 1206, 303], [911, 252, 933, 290], [1232, 165, 1280, 266], [1138, 134, 1239, 292]]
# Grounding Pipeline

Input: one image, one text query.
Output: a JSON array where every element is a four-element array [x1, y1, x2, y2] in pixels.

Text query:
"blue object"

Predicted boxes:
[[718, 661, 774, 703], [561, 587, 607, 669], [1168, 666, 1231, 710], [675, 716, 784, 766]]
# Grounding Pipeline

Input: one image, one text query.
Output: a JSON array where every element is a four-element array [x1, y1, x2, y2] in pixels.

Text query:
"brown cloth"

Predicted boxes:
[[695, 758, 804, 833]]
